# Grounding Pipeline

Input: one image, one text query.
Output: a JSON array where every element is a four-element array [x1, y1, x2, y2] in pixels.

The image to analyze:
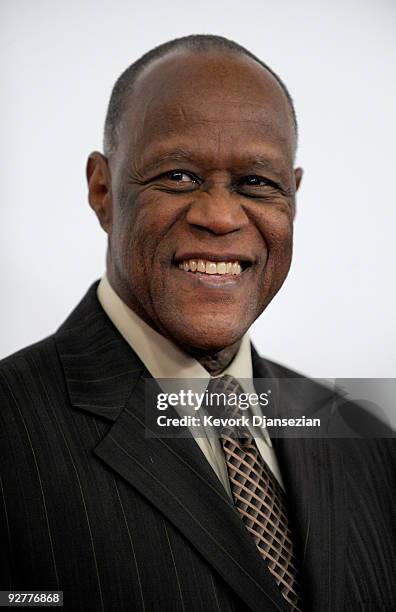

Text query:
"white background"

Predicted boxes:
[[1, 0, 395, 377]]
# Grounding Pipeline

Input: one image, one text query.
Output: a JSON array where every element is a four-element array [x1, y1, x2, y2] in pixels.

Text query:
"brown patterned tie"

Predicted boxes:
[[207, 375, 302, 611]]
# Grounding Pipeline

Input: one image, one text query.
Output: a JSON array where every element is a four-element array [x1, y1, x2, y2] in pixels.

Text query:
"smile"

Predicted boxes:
[[178, 259, 243, 276]]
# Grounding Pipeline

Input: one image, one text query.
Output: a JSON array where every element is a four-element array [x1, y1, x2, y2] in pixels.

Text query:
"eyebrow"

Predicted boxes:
[[143, 148, 199, 173]]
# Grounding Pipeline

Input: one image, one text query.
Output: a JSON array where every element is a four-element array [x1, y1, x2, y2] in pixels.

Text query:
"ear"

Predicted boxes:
[[291, 167, 303, 220], [294, 167, 303, 191], [86, 152, 112, 233]]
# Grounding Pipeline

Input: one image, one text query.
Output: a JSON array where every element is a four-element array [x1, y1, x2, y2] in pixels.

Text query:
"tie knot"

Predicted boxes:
[[206, 375, 250, 440], [207, 374, 243, 394]]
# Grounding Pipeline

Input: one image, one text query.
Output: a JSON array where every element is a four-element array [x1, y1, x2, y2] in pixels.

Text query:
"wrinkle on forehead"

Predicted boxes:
[[130, 101, 293, 155], [118, 51, 296, 160]]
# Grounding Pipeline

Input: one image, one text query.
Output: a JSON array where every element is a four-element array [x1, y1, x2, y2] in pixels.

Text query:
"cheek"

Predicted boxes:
[[113, 197, 175, 285], [254, 210, 294, 294], [269, 223, 293, 262], [255, 206, 293, 258]]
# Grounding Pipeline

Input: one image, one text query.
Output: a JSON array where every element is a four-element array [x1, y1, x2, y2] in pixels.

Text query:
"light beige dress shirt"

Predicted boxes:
[[97, 275, 284, 494]]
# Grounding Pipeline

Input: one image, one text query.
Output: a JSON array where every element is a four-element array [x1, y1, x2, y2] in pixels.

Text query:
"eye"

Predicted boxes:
[[240, 175, 271, 187], [153, 169, 201, 192], [237, 174, 284, 197], [163, 170, 199, 185]]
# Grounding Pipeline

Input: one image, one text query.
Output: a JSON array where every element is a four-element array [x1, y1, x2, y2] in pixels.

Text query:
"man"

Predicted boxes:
[[1, 35, 395, 612]]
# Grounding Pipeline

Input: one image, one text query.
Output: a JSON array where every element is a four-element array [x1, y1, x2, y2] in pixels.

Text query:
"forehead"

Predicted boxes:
[[118, 50, 296, 167]]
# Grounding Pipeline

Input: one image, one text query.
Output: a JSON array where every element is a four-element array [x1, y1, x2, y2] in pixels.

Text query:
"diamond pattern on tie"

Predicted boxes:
[[207, 375, 302, 611]]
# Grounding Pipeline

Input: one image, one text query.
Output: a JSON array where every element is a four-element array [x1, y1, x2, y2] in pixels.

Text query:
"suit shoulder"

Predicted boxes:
[[0, 335, 62, 404], [251, 344, 306, 379], [261, 357, 305, 379], [0, 334, 57, 371]]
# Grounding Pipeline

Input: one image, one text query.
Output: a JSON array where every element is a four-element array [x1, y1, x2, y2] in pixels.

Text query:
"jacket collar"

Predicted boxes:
[[55, 281, 145, 420]]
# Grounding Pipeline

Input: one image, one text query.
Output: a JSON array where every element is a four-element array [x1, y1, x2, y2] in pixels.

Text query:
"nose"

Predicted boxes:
[[185, 186, 249, 235]]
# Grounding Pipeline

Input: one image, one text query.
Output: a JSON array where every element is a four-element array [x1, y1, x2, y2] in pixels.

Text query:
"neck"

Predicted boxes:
[[186, 339, 242, 376]]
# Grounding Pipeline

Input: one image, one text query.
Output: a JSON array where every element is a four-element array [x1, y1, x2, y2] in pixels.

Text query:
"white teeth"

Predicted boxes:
[[178, 258, 244, 275], [206, 262, 217, 274]]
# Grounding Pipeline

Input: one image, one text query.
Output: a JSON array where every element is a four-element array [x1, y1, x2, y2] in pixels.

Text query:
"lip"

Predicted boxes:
[[174, 264, 252, 288]]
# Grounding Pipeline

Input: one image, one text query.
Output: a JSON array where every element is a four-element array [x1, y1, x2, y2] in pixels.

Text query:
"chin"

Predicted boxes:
[[167, 314, 248, 353]]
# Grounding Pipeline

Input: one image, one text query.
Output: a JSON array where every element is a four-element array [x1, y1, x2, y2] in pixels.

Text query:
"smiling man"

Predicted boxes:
[[1, 35, 395, 612], [88, 38, 301, 372]]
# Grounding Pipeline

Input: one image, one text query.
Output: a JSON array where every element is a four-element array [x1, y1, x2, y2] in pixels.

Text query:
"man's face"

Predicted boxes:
[[90, 51, 302, 352]]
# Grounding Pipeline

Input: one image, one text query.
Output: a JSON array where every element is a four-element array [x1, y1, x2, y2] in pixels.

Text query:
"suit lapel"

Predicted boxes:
[[252, 349, 347, 611], [55, 284, 291, 612], [55, 282, 143, 420]]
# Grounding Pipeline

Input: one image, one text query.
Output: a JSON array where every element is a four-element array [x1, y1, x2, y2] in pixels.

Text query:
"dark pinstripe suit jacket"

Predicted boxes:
[[1, 282, 395, 611]]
